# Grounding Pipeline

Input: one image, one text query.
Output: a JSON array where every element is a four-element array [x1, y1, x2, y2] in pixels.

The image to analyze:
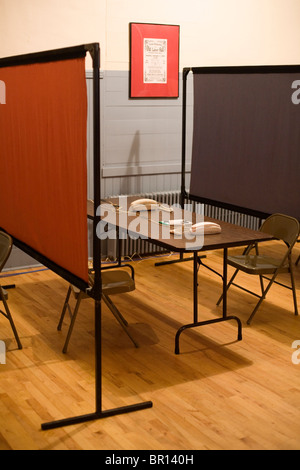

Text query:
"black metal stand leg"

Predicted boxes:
[[175, 248, 242, 355], [41, 49, 152, 431], [41, 298, 152, 430], [41, 401, 153, 430]]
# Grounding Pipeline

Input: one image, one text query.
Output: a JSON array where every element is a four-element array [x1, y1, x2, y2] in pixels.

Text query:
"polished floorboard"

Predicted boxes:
[[0, 243, 300, 450]]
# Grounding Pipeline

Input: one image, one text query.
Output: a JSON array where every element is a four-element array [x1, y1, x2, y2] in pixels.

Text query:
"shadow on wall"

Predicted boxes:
[[120, 130, 141, 195]]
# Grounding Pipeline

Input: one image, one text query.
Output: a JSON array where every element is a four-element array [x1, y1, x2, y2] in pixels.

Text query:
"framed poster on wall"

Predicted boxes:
[[130, 22, 180, 98]]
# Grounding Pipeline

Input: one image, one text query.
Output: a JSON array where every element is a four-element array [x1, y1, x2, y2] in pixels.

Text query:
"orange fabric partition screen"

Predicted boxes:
[[0, 55, 88, 284], [0, 45, 154, 431]]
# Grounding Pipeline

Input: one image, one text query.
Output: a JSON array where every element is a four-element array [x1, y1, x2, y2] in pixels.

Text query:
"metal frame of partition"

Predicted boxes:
[[0, 43, 152, 430]]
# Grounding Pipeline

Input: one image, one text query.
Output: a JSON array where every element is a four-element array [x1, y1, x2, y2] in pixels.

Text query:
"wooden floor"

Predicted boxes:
[[0, 242, 300, 450]]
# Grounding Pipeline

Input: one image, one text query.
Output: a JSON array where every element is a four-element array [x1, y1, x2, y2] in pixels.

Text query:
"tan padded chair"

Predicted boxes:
[[0, 231, 22, 349], [217, 213, 300, 325], [58, 265, 138, 353]]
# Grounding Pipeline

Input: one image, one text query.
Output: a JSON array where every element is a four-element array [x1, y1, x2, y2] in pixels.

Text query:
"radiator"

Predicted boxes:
[[106, 191, 261, 260]]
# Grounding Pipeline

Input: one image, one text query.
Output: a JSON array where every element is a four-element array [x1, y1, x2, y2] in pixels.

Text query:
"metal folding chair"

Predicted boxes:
[[0, 231, 22, 349], [217, 213, 300, 324], [57, 265, 138, 353]]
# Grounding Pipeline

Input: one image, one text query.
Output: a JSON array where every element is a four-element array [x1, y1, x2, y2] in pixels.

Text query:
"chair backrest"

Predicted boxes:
[[0, 231, 13, 273], [260, 213, 300, 247]]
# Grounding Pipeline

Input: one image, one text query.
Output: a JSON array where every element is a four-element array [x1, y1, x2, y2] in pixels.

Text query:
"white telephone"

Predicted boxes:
[[129, 198, 173, 212], [190, 222, 221, 235]]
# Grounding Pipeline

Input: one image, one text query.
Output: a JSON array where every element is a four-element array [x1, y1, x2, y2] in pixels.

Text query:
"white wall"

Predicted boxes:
[[1, 0, 300, 196], [1, 0, 300, 69], [1, 0, 300, 268], [0, 0, 106, 68]]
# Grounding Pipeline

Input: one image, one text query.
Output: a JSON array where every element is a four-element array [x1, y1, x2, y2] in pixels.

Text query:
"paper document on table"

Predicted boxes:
[[160, 219, 192, 227]]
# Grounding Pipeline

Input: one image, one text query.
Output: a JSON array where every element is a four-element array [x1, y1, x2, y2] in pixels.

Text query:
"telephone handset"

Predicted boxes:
[[171, 221, 221, 236], [190, 222, 221, 234], [129, 198, 173, 212], [129, 198, 159, 211]]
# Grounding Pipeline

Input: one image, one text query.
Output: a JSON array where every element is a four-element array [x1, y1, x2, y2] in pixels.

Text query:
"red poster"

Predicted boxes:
[[130, 23, 180, 98]]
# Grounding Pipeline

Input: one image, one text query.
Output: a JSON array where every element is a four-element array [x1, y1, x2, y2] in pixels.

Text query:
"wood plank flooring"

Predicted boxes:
[[0, 243, 300, 450]]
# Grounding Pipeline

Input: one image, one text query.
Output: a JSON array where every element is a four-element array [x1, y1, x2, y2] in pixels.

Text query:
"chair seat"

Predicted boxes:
[[59, 267, 137, 352], [71, 270, 135, 299], [0, 287, 8, 300], [101, 270, 135, 295], [227, 255, 289, 275]]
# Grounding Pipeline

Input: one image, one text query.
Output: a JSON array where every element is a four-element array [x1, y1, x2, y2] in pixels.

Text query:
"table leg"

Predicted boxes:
[[193, 251, 198, 323], [117, 227, 122, 265], [222, 247, 227, 318], [175, 248, 242, 354]]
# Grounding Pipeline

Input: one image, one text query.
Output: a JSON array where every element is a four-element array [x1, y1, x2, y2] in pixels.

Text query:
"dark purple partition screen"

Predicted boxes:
[[189, 66, 300, 220]]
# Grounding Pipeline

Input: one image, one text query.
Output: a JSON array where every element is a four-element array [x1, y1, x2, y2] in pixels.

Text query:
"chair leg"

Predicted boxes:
[[216, 267, 240, 306], [259, 275, 265, 298], [296, 254, 300, 266], [255, 244, 265, 299], [0, 287, 22, 349], [247, 269, 282, 325], [102, 294, 139, 348], [57, 285, 72, 331], [289, 258, 298, 316], [246, 295, 265, 325], [60, 292, 84, 354], [59, 287, 138, 352]]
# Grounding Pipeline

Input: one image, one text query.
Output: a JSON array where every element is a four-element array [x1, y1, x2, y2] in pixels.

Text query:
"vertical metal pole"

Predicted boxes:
[[91, 44, 102, 414], [117, 227, 122, 266], [222, 248, 228, 318], [179, 68, 191, 263], [193, 251, 198, 323], [180, 68, 191, 209]]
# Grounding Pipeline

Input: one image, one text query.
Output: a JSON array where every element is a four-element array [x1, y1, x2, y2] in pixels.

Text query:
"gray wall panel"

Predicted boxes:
[[86, 70, 193, 197]]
